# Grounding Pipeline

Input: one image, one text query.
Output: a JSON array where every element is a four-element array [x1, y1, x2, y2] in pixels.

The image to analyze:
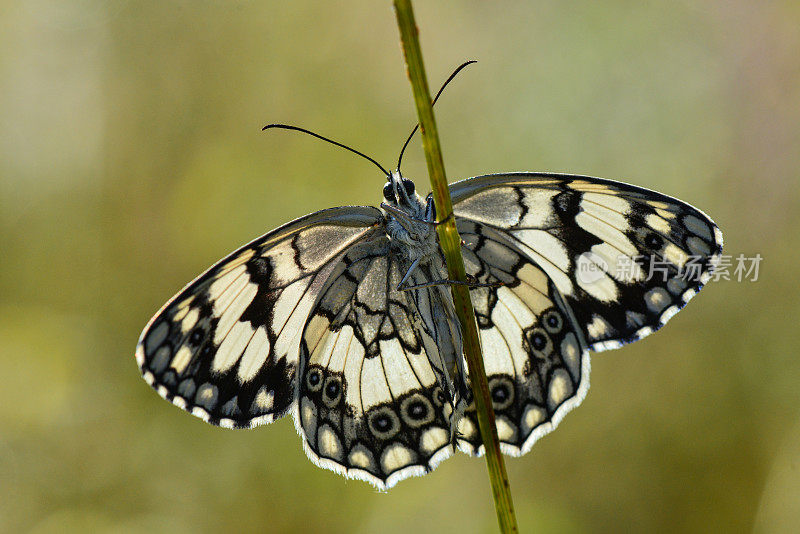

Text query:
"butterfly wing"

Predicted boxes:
[[451, 173, 723, 351], [136, 206, 383, 429], [295, 237, 458, 489], [450, 172, 722, 454], [455, 219, 589, 456]]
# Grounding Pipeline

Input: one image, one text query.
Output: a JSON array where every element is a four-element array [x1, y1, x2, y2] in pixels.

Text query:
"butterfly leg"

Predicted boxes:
[[397, 257, 422, 289], [398, 276, 503, 292], [396, 253, 500, 291]]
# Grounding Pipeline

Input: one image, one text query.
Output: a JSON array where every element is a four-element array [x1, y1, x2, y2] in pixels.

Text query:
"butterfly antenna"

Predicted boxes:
[[396, 60, 477, 172], [263, 123, 391, 178]]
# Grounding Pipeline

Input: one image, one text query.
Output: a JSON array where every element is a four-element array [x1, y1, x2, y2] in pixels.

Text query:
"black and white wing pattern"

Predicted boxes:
[[454, 219, 589, 457], [136, 207, 383, 429], [137, 168, 722, 490], [295, 237, 461, 489], [449, 172, 723, 456], [136, 204, 461, 490]]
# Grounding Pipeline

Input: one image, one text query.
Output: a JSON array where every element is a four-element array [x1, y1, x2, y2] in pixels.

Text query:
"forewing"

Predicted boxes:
[[456, 219, 589, 456], [295, 238, 456, 489], [136, 206, 383, 429], [451, 173, 723, 351]]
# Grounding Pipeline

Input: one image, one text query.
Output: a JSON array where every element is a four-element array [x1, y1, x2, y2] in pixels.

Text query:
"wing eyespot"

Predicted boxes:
[[488, 376, 515, 411], [542, 309, 563, 334], [528, 328, 550, 353], [400, 393, 435, 428], [323, 376, 344, 408], [306, 366, 324, 392], [368, 406, 401, 440]]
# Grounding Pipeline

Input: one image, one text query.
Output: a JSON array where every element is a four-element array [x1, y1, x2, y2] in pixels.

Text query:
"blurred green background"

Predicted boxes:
[[2, 1, 799, 532]]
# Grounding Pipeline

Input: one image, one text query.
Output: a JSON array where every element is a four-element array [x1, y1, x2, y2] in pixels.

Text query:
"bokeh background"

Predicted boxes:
[[2, 1, 799, 532]]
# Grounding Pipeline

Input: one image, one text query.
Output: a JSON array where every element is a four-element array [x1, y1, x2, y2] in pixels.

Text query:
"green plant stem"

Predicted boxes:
[[392, 2, 518, 533]]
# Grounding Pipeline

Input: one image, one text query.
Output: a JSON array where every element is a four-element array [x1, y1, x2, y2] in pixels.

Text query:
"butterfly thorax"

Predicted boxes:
[[382, 171, 439, 264]]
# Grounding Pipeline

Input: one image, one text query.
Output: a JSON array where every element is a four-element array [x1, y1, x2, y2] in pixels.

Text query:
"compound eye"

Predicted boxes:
[[403, 179, 415, 196], [383, 182, 396, 202]]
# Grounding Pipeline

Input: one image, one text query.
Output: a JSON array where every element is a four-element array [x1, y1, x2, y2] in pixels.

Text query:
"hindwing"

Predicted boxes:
[[296, 237, 459, 489], [456, 219, 589, 456]]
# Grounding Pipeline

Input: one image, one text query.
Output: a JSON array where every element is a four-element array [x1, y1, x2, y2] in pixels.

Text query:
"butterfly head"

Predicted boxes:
[[382, 170, 431, 221], [382, 170, 436, 250], [383, 170, 417, 206]]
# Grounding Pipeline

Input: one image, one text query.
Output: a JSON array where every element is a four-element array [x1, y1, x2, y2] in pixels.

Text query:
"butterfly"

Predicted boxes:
[[136, 164, 722, 489]]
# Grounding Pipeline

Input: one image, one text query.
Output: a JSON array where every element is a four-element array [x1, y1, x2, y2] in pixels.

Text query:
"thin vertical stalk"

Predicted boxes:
[[393, 2, 518, 532]]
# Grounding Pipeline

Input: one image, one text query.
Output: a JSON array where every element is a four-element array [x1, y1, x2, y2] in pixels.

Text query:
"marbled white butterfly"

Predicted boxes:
[[136, 161, 722, 489], [137, 60, 721, 490]]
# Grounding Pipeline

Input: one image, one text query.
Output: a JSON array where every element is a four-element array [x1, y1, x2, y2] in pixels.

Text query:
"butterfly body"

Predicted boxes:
[[382, 171, 437, 260], [137, 171, 722, 489]]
